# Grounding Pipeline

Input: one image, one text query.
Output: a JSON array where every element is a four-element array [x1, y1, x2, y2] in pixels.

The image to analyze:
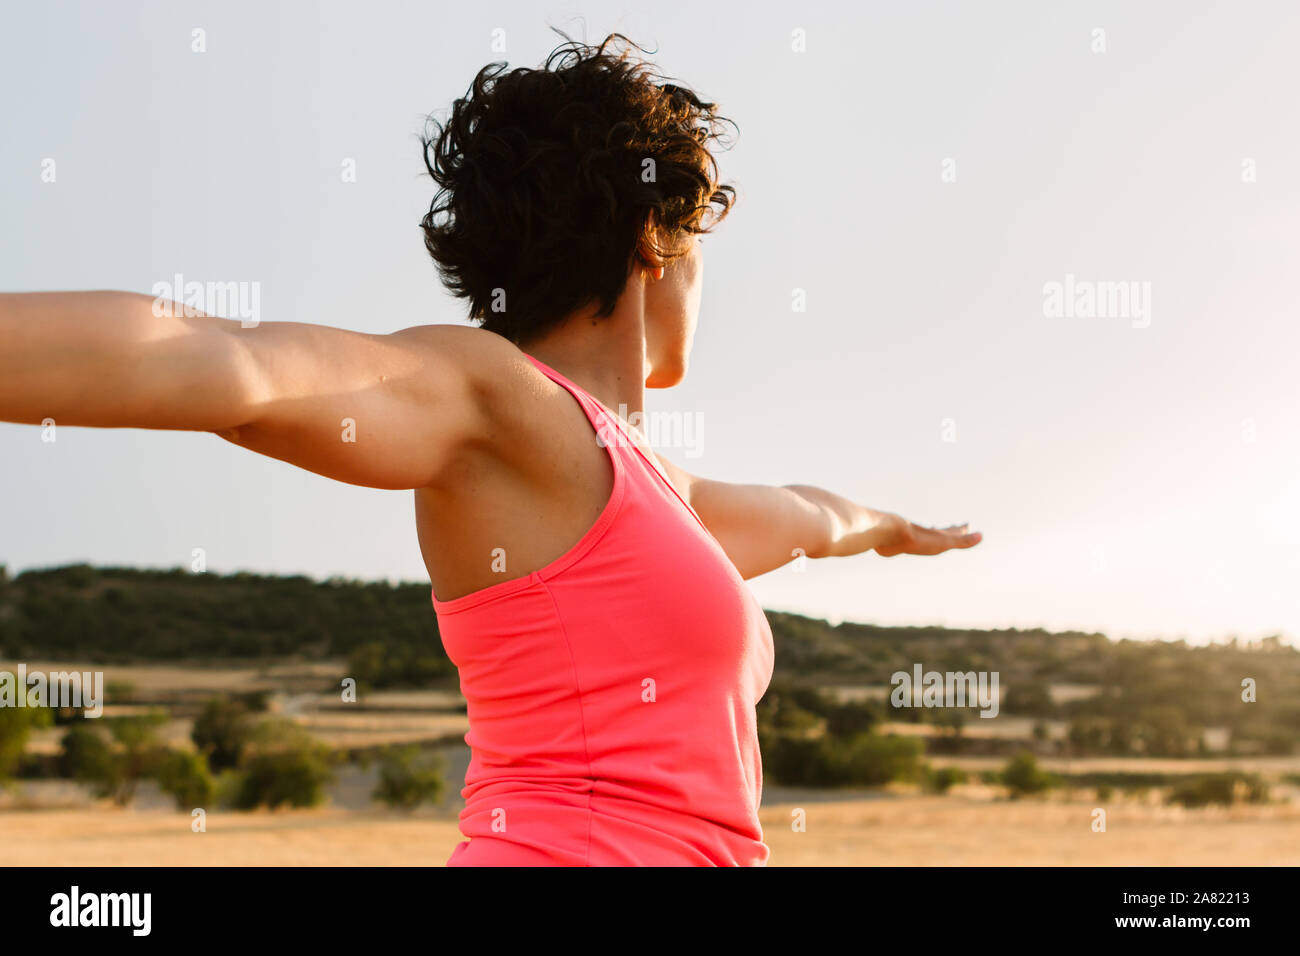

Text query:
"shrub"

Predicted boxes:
[[1002, 751, 1057, 798], [230, 718, 336, 810], [155, 749, 215, 809], [372, 745, 445, 811], [106, 711, 168, 803], [847, 733, 924, 786], [1167, 773, 1269, 808], [761, 731, 922, 788], [192, 697, 255, 772], [761, 735, 833, 785], [59, 725, 121, 797], [59, 712, 167, 804], [924, 765, 968, 794], [347, 642, 455, 691], [0, 679, 52, 782], [825, 700, 880, 739], [756, 681, 832, 737]]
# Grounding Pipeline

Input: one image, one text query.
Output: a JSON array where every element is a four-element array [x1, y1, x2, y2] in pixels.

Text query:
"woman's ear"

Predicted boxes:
[[636, 214, 670, 280], [634, 243, 666, 280]]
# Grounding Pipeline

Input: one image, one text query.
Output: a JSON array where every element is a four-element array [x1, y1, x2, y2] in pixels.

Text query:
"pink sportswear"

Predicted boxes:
[[431, 354, 775, 866]]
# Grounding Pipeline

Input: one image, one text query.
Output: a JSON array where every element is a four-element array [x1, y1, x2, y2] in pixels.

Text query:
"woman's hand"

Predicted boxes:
[[651, 463, 983, 578], [875, 516, 982, 557]]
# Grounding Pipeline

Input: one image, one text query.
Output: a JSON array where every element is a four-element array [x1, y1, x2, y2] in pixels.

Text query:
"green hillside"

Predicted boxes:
[[2, 563, 1296, 758]]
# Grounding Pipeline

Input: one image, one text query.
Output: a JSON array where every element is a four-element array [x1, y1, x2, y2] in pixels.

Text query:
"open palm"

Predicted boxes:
[[877, 521, 983, 557]]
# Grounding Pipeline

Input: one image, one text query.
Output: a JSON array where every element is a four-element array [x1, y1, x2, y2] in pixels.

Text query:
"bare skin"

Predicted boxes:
[[0, 242, 980, 602]]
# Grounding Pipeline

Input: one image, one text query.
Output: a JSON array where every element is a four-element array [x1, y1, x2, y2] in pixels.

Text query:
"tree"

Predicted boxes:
[[826, 699, 880, 739], [1001, 680, 1055, 716], [1068, 717, 1110, 754], [1133, 706, 1194, 757], [59, 725, 122, 799], [1167, 773, 1268, 808], [106, 711, 168, 804], [0, 677, 52, 783], [231, 718, 336, 810], [58, 711, 168, 805], [847, 733, 923, 786], [756, 680, 825, 736], [192, 697, 255, 771], [372, 745, 445, 811], [347, 642, 389, 692], [924, 765, 968, 794], [1002, 751, 1056, 798], [155, 749, 215, 809]]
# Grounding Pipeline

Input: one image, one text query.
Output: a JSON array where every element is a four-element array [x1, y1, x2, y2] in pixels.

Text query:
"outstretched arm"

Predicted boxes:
[[659, 459, 982, 580], [0, 290, 512, 489]]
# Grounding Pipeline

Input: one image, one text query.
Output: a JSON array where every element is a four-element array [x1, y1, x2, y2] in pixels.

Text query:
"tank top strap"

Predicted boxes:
[[522, 353, 628, 453], [523, 353, 713, 536]]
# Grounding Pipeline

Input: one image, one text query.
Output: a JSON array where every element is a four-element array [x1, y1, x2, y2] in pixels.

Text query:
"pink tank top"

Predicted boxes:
[[431, 354, 775, 866]]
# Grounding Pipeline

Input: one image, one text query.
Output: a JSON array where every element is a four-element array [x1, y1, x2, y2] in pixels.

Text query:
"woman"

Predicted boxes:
[[0, 35, 980, 865]]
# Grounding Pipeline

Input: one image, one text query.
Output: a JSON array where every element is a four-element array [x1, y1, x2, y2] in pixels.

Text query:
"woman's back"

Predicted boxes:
[[432, 355, 774, 865], [412, 343, 624, 604]]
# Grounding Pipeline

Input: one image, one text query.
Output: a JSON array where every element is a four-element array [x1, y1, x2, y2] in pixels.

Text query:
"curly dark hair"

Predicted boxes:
[[420, 33, 736, 344]]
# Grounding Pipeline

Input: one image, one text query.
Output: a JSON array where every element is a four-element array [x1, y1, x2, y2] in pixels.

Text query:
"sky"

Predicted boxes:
[[2, 0, 1297, 644]]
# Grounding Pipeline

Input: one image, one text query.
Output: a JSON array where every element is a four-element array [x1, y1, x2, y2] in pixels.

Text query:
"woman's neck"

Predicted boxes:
[[521, 301, 648, 424]]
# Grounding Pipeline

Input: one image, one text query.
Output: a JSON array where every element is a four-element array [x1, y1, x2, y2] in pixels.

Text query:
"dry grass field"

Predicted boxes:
[[2, 794, 1297, 866], [5, 661, 1297, 866], [760, 794, 1300, 866]]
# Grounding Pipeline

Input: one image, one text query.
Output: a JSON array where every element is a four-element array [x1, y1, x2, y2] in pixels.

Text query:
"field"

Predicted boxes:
[[2, 794, 1298, 866], [5, 660, 1299, 866]]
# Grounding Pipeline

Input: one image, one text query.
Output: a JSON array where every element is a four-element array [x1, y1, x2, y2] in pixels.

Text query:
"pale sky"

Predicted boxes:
[[2, 0, 1297, 644]]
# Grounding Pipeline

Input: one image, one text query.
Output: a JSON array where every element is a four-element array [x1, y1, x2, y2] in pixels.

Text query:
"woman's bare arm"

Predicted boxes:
[[659, 458, 982, 579], [0, 290, 513, 489]]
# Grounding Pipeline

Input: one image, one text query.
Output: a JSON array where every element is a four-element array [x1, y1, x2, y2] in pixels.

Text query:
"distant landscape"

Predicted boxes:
[[2, 563, 1297, 866]]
